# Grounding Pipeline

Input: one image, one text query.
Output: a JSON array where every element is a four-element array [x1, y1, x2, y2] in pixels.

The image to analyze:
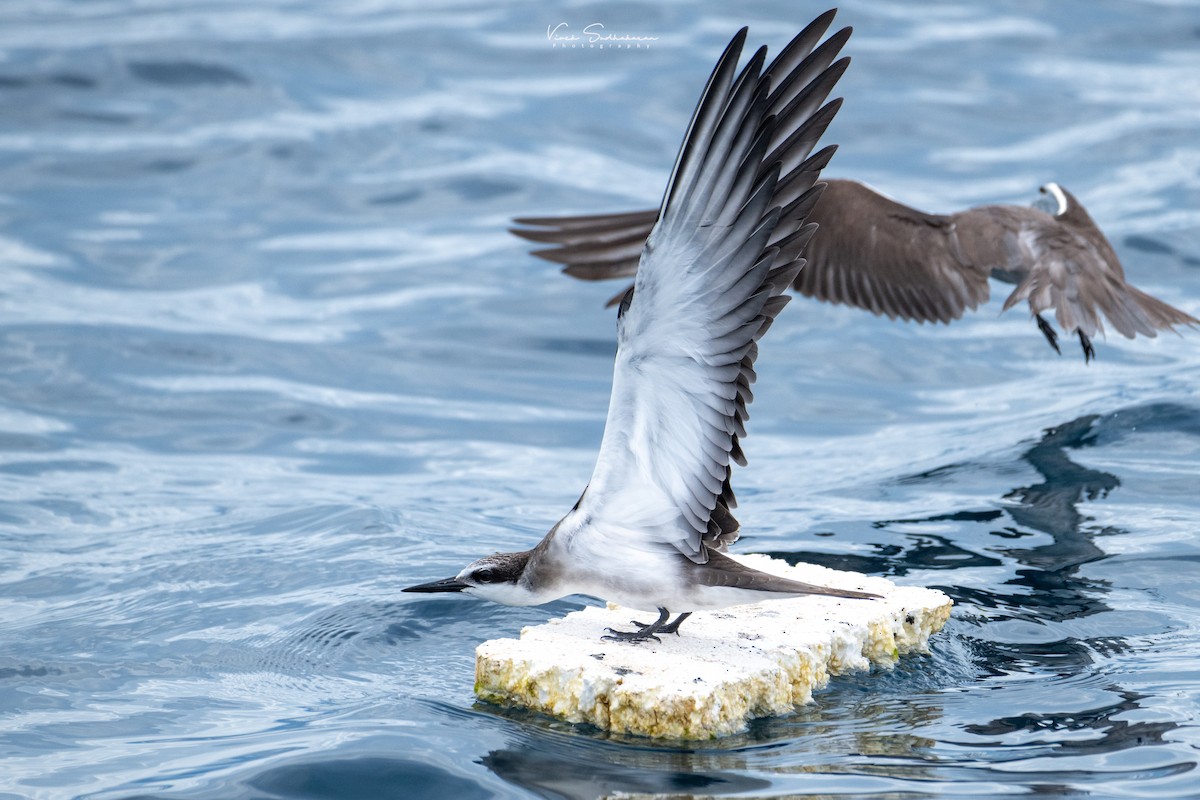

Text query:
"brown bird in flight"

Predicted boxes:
[[513, 173, 1196, 364]]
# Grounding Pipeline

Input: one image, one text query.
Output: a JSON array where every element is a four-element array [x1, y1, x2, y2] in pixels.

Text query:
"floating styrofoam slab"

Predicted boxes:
[[475, 554, 952, 739]]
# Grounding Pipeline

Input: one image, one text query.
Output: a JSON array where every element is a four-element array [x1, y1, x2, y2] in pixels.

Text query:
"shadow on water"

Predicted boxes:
[[759, 408, 1138, 624], [964, 687, 1179, 752]]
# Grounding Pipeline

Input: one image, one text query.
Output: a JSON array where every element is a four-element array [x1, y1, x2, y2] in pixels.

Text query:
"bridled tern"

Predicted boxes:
[[405, 11, 880, 642]]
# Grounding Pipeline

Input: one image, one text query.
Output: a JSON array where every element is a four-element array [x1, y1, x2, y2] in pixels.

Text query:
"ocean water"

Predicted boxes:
[[1, 1, 1199, 798]]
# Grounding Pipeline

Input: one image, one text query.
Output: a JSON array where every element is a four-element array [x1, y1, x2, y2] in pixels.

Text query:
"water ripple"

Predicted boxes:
[[2, 2, 1199, 799]]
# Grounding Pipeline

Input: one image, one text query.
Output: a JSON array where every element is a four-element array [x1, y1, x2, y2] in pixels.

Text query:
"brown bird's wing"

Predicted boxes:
[[512, 177, 999, 321], [510, 208, 654, 285], [795, 179, 993, 323]]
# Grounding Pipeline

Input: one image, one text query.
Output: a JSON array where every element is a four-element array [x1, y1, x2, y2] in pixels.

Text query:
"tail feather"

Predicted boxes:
[[1124, 283, 1200, 335], [700, 550, 881, 599]]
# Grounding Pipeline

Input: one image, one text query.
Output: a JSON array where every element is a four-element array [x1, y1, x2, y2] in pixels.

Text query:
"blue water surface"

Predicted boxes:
[[2, 1, 1200, 798]]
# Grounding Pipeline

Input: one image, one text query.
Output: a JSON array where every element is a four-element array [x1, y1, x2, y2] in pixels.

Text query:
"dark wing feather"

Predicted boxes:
[[511, 11, 850, 298], [510, 210, 654, 282], [796, 179, 993, 322], [574, 23, 843, 562]]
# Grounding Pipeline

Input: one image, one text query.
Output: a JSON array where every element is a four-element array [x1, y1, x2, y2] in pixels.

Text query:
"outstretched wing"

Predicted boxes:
[[511, 178, 994, 320], [510, 209, 653, 284], [568, 22, 844, 564], [512, 9, 850, 306], [794, 179, 993, 322]]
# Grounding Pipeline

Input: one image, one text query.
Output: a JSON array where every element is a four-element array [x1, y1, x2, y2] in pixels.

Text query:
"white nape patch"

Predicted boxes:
[[1038, 182, 1069, 216]]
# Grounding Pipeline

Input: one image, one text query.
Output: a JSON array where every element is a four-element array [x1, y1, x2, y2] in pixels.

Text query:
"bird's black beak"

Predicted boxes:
[[403, 576, 468, 593]]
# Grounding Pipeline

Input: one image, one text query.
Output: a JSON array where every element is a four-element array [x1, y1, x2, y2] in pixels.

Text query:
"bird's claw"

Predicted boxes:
[[1079, 331, 1095, 363], [1036, 315, 1095, 362], [1035, 314, 1061, 355]]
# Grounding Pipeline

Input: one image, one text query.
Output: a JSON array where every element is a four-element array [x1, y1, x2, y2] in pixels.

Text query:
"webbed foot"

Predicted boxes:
[[602, 607, 671, 644], [658, 612, 692, 636]]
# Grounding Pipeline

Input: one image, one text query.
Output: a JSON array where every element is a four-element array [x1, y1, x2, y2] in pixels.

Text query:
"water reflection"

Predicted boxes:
[[243, 757, 493, 800], [475, 690, 950, 799], [965, 688, 1177, 754], [1001, 414, 1116, 570], [769, 409, 1129, 624], [482, 743, 772, 799]]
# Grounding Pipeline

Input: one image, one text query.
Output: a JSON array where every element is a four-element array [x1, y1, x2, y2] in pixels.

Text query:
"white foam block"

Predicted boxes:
[[475, 554, 952, 739]]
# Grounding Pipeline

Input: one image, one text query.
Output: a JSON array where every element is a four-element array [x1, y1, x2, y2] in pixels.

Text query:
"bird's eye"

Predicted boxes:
[[474, 568, 496, 583]]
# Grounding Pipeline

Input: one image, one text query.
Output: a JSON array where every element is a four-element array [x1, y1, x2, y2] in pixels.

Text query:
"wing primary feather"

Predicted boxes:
[[559, 23, 846, 563], [671, 51, 769, 233], [771, 58, 850, 149], [761, 9, 837, 90], [511, 209, 658, 230], [763, 99, 842, 171], [563, 260, 641, 281], [658, 28, 748, 218]]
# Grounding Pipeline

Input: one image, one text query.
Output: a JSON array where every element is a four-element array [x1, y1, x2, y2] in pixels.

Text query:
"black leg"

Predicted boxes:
[[1036, 314, 1061, 355], [603, 607, 670, 644], [1078, 330, 1095, 363]]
